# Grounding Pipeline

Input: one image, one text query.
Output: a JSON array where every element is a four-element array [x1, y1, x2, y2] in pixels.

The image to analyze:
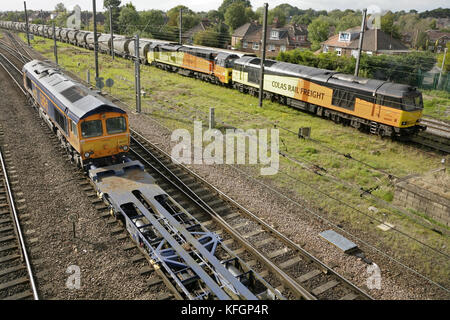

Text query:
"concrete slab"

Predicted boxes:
[[377, 222, 394, 231], [319, 229, 358, 253]]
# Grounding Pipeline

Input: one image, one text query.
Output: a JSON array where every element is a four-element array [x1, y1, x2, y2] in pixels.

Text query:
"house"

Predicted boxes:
[[401, 31, 415, 47], [425, 30, 450, 53], [232, 22, 310, 57], [182, 19, 213, 45], [231, 21, 260, 48], [320, 27, 409, 57]]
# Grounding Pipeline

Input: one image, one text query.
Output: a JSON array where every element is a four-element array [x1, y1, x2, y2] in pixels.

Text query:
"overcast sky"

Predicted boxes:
[[3, 0, 449, 13]]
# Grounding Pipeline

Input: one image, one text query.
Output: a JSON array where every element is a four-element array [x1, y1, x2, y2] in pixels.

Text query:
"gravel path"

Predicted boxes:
[[0, 66, 159, 299]]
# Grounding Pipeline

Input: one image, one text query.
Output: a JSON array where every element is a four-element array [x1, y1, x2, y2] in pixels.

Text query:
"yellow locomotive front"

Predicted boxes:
[[78, 112, 130, 162]]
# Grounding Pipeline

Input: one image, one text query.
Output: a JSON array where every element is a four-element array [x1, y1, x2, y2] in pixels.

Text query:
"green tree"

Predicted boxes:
[[194, 28, 220, 47], [381, 12, 401, 39], [291, 14, 312, 25], [307, 16, 331, 47], [118, 2, 140, 35], [416, 31, 428, 50], [167, 5, 199, 33], [140, 10, 165, 27], [268, 7, 287, 26], [104, 0, 121, 33], [335, 13, 360, 32], [224, 2, 249, 31], [55, 3, 66, 13], [218, 0, 251, 16]]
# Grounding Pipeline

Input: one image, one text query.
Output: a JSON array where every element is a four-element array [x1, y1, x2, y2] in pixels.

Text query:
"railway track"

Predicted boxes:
[[0, 141, 38, 300], [129, 130, 373, 300]]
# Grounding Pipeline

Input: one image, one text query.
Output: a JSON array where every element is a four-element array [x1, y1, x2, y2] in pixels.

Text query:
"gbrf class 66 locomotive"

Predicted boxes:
[[22, 60, 130, 170]]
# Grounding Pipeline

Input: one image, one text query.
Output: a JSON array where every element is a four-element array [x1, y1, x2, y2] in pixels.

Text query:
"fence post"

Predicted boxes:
[[209, 108, 215, 129]]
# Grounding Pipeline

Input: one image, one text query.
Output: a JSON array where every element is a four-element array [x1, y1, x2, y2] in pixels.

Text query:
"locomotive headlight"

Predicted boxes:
[[401, 121, 407, 125], [84, 152, 91, 158], [120, 145, 129, 151]]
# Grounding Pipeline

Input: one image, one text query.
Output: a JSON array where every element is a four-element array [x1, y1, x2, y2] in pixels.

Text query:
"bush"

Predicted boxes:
[[277, 49, 437, 86]]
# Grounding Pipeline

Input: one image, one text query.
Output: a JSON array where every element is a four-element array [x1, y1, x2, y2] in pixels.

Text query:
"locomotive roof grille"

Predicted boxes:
[[23, 60, 125, 122]]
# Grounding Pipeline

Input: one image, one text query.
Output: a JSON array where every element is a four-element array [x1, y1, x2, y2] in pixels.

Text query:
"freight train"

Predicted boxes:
[[22, 59, 130, 170], [1, 21, 426, 137]]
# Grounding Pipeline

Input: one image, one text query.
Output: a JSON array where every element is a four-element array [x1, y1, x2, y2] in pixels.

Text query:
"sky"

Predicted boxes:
[[2, 0, 449, 13]]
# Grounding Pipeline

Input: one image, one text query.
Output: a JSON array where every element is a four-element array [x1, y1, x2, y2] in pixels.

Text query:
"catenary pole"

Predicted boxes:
[[134, 34, 141, 113], [93, 0, 99, 81], [52, 21, 58, 64], [179, 8, 183, 45], [354, 8, 367, 77], [109, 6, 114, 59], [258, 3, 268, 107], [24, 1, 30, 46]]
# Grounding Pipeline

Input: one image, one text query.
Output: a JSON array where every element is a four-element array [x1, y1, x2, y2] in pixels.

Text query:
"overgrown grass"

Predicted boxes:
[[21, 34, 450, 289], [422, 90, 450, 121]]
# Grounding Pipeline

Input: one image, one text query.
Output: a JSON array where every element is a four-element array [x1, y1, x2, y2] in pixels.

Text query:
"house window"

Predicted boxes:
[[268, 44, 275, 51], [338, 32, 350, 42], [243, 41, 248, 48], [270, 31, 279, 39], [252, 42, 259, 50], [335, 48, 342, 56], [280, 45, 286, 52], [323, 45, 329, 53], [299, 35, 305, 41]]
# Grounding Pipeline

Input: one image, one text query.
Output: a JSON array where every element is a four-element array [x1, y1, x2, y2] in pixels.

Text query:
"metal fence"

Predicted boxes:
[[417, 70, 450, 92]]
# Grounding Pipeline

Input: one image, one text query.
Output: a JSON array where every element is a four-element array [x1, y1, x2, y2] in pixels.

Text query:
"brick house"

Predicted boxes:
[[425, 30, 450, 53], [320, 27, 409, 57], [231, 22, 310, 57]]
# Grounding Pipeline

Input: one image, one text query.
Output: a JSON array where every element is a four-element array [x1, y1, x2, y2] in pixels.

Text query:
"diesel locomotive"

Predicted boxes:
[[22, 60, 130, 170]]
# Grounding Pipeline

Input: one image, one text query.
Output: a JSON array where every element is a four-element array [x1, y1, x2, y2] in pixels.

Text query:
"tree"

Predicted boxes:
[[218, 0, 251, 16], [381, 12, 401, 39], [207, 10, 221, 22], [335, 13, 360, 32], [104, 0, 121, 33], [118, 2, 140, 35], [140, 10, 165, 27], [194, 28, 220, 47], [291, 14, 312, 25], [307, 16, 331, 44], [167, 5, 199, 33], [55, 3, 66, 13], [268, 7, 287, 26], [224, 2, 249, 31], [416, 31, 428, 50]]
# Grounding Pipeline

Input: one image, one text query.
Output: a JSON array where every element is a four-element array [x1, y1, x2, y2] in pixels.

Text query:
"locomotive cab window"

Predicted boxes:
[[106, 116, 127, 134], [81, 120, 103, 138], [402, 95, 423, 111], [26, 76, 32, 90], [71, 120, 78, 137]]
